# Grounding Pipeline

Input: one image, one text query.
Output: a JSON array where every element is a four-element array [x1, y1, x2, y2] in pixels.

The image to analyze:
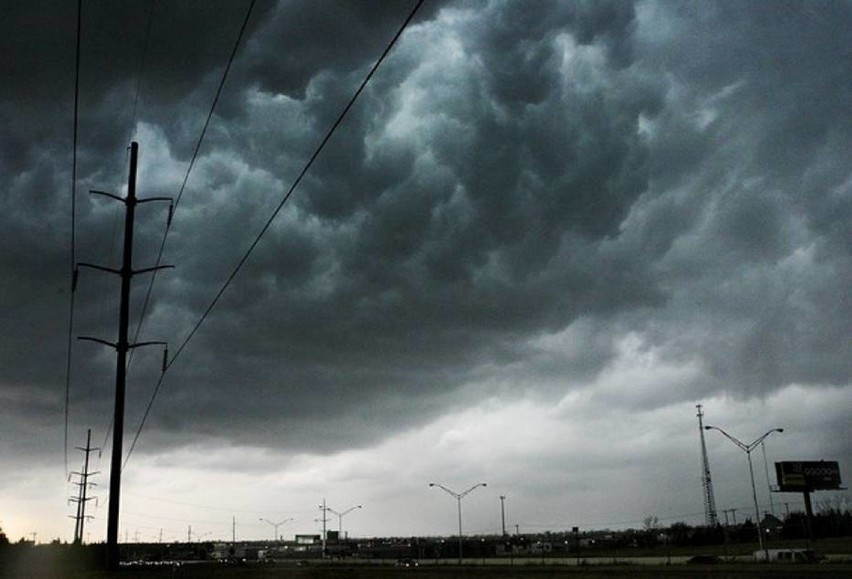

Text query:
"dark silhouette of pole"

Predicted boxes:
[[803, 491, 815, 545], [696, 405, 718, 526], [70, 428, 99, 543], [76, 142, 172, 570], [499, 495, 507, 537], [104, 141, 139, 569], [319, 499, 328, 558]]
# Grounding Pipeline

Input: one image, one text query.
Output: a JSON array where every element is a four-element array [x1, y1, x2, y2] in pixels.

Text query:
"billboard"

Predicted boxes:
[[775, 461, 842, 492]]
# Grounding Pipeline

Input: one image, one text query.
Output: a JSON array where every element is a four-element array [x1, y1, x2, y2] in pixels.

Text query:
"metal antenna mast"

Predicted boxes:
[[696, 404, 719, 526]]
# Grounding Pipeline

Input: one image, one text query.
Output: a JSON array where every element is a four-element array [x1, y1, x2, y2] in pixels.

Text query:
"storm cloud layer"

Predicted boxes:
[[1, 1, 850, 541]]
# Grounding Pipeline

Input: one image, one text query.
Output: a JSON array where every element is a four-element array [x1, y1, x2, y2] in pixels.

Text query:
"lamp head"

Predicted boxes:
[[776, 428, 784, 433], [481, 483, 488, 487], [428, 483, 436, 487], [704, 426, 713, 430]]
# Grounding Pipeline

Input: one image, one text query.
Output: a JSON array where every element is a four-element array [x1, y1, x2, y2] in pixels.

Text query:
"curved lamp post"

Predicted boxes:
[[429, 482, 487, 564], [259, 517, 293, 543], [326, 505, 362, 539], [705, 425, 783, 559]]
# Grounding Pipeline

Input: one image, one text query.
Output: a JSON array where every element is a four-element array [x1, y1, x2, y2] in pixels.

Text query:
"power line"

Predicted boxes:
[[64, 0, 160, 478], [64, 0, 84, 481], [128, 0, 257, 365], [124, 0, 426, 468], [92, 0, 256, 463]]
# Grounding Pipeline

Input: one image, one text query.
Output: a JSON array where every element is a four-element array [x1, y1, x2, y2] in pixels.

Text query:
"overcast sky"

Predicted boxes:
[[1, 0, 850, 544]]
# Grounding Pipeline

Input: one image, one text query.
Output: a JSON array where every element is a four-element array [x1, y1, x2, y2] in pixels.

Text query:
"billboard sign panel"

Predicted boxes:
[[775, 461, 841, 492]]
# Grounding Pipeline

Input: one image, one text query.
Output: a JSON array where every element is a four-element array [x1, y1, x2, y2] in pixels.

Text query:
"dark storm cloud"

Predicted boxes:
[[145, 0, 663, 445], [1, 0, 849, 461], [623, 0, 852, 394], [238, 0, 446, 100]]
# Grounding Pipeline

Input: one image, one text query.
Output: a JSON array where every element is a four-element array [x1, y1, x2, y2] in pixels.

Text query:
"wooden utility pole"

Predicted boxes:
[[77, 142, 172, 570]]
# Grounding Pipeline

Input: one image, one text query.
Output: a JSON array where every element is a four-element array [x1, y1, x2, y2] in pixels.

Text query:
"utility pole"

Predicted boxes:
[[499, 495, 507, 537], [318, 499, 328, 558], [760, 441, 776, 516], [76, 142, 172, 570], [69, 428, 99, 544], [696, 405, 719, 526]]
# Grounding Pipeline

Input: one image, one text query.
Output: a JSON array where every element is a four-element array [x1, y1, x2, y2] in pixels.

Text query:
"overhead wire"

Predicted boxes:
[[128, 0, 258, 366], [94, 0, 255, 465], [90, 0, 257, 474], [123, 0, 427, 468], [64, 0, 83, 481], [97, 0, 159, 461]]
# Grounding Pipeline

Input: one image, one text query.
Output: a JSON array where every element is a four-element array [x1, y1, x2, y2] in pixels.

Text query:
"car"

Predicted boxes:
[[396, 558, 419, 567], [687, 554, 721, 564]]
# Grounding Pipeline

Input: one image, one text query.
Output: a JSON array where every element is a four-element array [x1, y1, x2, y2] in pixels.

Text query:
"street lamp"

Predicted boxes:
[[429, 482, 487, 564], [705, 425, 783, 560], [326, 505, 362, 539], [259, 518, 293, 543]]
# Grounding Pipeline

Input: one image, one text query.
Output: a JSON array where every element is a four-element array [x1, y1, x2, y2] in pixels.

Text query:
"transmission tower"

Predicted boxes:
[[696, 404, 719, 526], [69, 429, 99, 543]]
